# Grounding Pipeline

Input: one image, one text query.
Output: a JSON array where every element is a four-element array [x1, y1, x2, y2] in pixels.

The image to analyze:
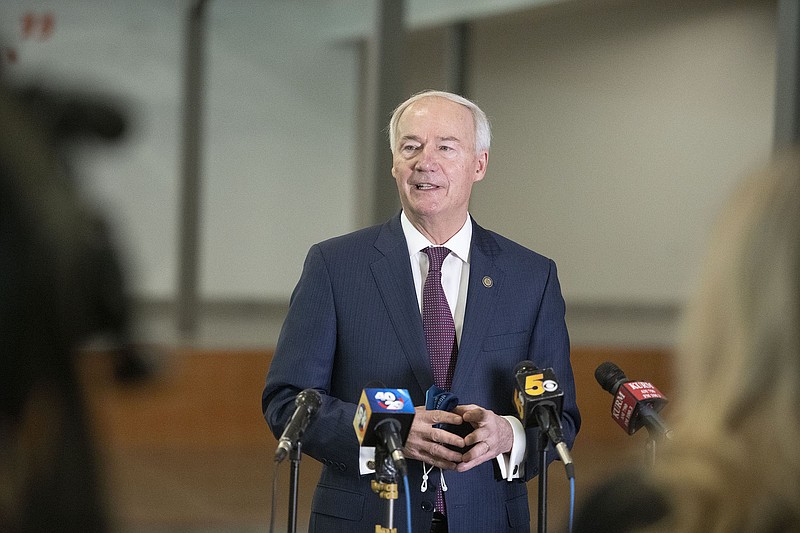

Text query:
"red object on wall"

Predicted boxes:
[[20, 11, 56, 41]]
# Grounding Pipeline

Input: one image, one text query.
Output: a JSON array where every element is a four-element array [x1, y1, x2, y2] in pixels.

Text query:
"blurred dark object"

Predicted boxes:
[[17, 85, 127, 143], [0, 78, 151, 531]]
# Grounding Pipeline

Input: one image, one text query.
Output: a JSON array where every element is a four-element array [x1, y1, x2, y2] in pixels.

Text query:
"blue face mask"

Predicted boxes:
[[424, 385, 474, 453], [425, 385, 459, 426]]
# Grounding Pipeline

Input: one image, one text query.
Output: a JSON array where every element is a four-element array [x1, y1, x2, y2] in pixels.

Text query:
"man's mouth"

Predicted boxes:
[[415, 183, 437, 190]]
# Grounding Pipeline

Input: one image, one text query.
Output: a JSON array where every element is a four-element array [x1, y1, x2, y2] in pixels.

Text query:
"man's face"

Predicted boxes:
[[391, 97, 488, 228]]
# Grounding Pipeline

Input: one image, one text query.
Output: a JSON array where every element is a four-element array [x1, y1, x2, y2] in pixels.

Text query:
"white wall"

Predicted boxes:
[[199, 3, 359, 300], [1, 0, 360, 301], [468, 0, 776, 305], [1, 0, 778, 324]]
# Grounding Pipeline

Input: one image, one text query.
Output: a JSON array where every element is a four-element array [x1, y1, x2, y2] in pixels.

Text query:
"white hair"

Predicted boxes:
[[388, 90, 491, 154]]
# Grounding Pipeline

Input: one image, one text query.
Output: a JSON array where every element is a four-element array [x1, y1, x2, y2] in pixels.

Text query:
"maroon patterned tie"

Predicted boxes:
[[422, 246, 457, 516], [423, 246, 457, 390]]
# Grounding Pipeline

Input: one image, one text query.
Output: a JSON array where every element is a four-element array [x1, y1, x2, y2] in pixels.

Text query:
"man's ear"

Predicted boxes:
[[474, 151, 488, 182]]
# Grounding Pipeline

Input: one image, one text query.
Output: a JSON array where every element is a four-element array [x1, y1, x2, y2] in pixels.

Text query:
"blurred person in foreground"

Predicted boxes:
[[1, 75, 148, 531], [573, 150, 800, 532], [263, 90, 580, 532]]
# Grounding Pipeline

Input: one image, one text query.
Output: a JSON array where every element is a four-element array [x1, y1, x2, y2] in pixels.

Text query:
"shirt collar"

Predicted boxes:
[[400, 211, 472, 263]]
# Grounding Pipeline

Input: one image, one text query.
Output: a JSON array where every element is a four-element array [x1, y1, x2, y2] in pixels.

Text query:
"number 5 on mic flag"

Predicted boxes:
[[513, 367, 564, 427]]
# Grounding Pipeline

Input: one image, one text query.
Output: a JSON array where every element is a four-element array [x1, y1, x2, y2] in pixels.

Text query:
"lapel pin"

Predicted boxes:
[[482, 276, 493, 288]]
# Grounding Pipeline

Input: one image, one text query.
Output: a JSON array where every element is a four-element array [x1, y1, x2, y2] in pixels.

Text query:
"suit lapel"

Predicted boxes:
[[452, 220, 504, 390], [370, 216, 432, 393]]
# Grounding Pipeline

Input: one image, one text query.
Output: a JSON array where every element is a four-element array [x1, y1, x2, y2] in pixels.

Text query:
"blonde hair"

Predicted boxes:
[[648, 150, 800, 531]]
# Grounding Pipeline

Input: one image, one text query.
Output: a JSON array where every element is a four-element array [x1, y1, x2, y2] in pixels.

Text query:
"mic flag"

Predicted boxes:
[[353, 388, 415, 475], [595, 361, 672, 439], [611, 380, 668, 435], [513, 362, 564, 425]]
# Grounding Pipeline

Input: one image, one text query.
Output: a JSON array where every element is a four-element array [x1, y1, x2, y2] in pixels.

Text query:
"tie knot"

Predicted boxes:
[[424, 246, 451, 272]]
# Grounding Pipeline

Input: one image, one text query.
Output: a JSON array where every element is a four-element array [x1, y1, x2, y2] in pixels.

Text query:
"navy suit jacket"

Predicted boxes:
[[263, 214, 580, 532]]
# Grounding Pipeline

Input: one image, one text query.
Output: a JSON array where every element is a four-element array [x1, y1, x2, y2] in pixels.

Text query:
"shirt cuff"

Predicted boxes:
[[496, 415, 526, 481], [359, 446, 376, 475]]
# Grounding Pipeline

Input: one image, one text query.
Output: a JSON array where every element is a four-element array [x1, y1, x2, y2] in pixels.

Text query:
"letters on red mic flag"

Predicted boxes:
[[611, 381, 667, 434]]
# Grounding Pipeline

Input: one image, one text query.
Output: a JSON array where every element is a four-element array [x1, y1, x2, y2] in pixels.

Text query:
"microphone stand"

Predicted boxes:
[[644, 423, 669, 467], [645, 435, 658, 467], [372, 443, 399, 533], [287, 441, 303, 533], [536, 429, 550, 533]]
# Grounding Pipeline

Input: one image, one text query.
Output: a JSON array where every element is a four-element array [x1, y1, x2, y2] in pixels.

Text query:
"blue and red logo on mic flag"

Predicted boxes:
[[373, 389, 406, 410], [353, 388, 414, 444]]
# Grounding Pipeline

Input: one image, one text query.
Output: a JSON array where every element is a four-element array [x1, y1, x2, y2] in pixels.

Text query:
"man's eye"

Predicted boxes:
[[402, 144, 419, 152]]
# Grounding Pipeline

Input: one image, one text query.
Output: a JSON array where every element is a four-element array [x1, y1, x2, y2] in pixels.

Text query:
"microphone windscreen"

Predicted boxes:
[[295, 389, 322, 414], [595, 361, 627, 395], [514, 359, 537, 374]]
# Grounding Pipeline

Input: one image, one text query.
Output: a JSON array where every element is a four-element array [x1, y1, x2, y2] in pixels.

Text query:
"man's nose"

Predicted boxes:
[[415, 146, 439, 171]]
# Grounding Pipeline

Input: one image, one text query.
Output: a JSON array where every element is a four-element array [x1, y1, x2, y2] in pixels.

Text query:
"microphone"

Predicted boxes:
[[512, 360, 574, 478], [353, 387, 415, 476], [274, 389, 322, 463], [594, 361, 672, 440]]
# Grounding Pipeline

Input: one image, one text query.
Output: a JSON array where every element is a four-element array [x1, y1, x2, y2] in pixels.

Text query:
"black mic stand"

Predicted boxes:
[[645, 434, 658, 467], [372, 443, 399, 533], [536, 427, 550, 533], [287, 441, 304, 533], [644, 423, 670, 467], [637, 400, 672, 468]]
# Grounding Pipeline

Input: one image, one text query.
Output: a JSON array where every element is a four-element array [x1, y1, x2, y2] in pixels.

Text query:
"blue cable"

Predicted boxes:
[[403, 473, 413, 533], [568, 475, 576, 533]]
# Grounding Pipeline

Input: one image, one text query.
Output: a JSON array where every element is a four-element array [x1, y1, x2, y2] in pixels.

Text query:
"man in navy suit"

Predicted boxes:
[[263, 90, 580, 532]]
